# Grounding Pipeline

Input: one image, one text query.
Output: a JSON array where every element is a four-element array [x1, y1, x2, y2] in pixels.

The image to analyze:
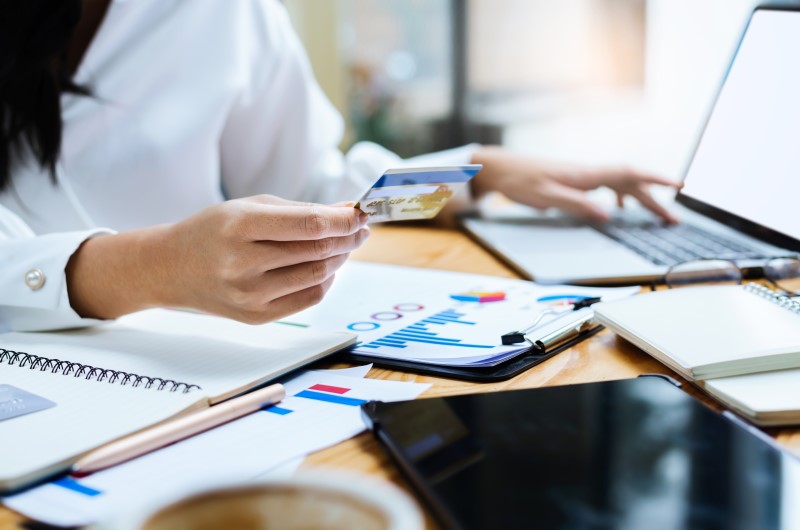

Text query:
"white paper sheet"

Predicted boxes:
[[3, 369, 428, 527]]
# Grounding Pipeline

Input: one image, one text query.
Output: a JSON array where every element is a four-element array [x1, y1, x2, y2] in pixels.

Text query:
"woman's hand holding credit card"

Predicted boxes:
[[355, 165, 482, 222]]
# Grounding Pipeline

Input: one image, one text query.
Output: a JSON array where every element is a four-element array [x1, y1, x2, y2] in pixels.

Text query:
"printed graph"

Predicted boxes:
[[537, 294, 591, 307], [263, 383, 367, 415], [358, 309, 494, 350]]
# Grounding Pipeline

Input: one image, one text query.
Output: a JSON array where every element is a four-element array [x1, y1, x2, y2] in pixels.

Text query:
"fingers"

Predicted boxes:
[[232, 275, 337, 325], [251, 228, 370, 271], [261, 253, 349, 300], [262, 275, 337, 322], [540, 185, 610, 222], [625, 170, 683, 189], [239, 203, 368, 242], [629, 188, 680, 224]]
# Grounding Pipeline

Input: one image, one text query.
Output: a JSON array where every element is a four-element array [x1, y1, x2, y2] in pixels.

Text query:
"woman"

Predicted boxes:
[[0, 0, 678, 331]]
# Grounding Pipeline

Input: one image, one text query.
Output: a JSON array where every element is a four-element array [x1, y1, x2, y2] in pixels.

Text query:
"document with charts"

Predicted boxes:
[[287, 262, 639, 367]]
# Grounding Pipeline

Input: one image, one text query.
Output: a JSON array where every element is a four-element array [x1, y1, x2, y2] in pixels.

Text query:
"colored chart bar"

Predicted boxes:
[[390, 332, 461, 342], [53, 477, 103, 497], [295, 390, 367, 406], [450, 291, 506, 303], [309, 384, 350, 395], [360, 309, 492, 350], [263, 405, 294, 415]]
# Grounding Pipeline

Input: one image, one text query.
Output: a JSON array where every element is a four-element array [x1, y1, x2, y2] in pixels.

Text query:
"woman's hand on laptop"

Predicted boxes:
[[470, 146, 682, 223]]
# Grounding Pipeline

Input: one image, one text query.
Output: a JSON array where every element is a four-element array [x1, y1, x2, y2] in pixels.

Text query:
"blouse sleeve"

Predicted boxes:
[[0, 206, 110, 332], [218, 0, 478, 206]]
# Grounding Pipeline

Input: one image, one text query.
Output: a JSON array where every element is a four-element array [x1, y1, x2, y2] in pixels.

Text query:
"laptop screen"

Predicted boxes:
[[679, 8, 800, 249]]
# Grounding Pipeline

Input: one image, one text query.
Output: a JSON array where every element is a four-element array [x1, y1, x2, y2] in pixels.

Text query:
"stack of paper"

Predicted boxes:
[[288, 262, 639, 367]]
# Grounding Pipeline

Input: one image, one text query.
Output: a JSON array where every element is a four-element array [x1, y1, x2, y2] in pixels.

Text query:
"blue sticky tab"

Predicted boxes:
[[295, 390, 367, 406], [263, 405, 294, 415], [53, 477, 103, 497]]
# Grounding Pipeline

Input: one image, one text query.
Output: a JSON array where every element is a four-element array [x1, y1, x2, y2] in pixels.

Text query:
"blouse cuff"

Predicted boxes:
[[0, 229, 114, 332]]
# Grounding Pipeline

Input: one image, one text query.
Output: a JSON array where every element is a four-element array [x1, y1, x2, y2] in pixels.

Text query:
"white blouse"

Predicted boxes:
[[0, 0, 474, 332]]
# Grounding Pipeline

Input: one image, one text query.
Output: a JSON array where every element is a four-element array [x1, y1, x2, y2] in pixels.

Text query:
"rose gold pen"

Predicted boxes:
[[72, 383, 286, 476]]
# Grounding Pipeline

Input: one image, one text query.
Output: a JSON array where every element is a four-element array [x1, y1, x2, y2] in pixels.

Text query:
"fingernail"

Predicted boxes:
[[358, 211, 369, 225]]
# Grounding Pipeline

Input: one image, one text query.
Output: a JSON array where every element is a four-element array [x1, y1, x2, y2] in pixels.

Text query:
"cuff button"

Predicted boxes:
[[25, 268, 46, 291]]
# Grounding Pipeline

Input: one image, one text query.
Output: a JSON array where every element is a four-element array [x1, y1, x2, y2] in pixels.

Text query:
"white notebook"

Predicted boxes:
[[703, 369, 800, 426], [593, 284, 800, 380], [0, 309, 355, 492], [594, 284, 800, 426]]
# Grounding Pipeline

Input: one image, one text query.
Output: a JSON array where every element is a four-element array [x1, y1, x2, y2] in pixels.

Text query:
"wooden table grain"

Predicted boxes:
[[2, 224, 798, 529]]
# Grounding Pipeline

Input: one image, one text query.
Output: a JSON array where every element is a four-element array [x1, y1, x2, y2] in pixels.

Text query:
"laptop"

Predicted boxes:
[[462, 5, 800, 286]]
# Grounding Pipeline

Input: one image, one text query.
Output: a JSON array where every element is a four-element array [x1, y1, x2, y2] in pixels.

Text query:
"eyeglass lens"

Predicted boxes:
[[665, 259, 742, 288], [764, 257, 800, 295]]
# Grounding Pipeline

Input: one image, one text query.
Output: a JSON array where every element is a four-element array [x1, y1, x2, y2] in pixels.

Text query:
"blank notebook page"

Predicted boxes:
[[1, 309, 355, 403]]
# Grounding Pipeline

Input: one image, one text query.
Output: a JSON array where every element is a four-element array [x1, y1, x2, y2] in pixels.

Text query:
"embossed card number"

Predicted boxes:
[[0, 384, 56, 422]]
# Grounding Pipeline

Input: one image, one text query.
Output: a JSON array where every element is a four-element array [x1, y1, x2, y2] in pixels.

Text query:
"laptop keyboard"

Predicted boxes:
[[598, 222, 767, 266]]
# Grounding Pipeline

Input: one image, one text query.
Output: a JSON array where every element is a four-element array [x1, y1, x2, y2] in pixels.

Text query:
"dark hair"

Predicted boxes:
[[0, 0, 88, 192]]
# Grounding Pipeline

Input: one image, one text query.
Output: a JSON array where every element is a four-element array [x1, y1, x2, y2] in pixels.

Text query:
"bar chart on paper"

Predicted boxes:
[[359, 309, 496, 351], [289, 263, 639, 367]]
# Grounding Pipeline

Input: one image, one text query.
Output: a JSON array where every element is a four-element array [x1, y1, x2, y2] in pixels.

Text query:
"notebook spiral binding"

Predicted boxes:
[[744, 283, 800, 314], [0, 349, 201, 393]]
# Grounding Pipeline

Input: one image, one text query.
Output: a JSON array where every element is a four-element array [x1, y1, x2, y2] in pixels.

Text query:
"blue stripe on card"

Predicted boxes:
[[371, 168, 479, 188]]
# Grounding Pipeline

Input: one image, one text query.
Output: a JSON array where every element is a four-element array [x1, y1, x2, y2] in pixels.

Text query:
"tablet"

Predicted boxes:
[[362, 377, 800, 530]]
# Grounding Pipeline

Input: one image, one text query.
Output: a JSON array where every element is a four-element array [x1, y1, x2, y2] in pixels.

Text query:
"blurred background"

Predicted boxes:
[[284, 0, 759, 181]]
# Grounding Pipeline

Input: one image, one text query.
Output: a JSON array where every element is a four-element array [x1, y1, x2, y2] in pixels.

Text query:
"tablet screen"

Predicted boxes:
[[365, 378, 800, 530]]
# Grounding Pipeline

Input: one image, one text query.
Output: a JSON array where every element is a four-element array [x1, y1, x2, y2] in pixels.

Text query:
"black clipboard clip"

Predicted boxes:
[[501, 297, 603, 347]]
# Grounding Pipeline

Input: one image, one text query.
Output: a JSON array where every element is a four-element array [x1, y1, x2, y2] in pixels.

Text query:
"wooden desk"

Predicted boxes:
[[3, 224, 799, 529]]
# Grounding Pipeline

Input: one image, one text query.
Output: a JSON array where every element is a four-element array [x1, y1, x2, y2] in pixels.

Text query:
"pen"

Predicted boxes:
[[72, 383, 286, 476], [501, 297, 602, 345], [532, 309, 595, 352]]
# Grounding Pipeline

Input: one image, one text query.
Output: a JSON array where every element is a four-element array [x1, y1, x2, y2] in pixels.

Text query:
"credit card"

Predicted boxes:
[[0, 384, 56, 422], [355, 165, 482, 223]]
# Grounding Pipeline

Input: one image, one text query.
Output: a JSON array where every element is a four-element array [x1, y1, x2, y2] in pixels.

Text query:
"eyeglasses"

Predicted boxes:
[[660, 256, 800, 295]]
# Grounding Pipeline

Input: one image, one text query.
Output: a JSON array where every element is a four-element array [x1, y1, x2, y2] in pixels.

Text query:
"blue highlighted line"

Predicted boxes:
[[370, 341, 407, 348], [389, 333, 461, 343], [296, 390, 368, 406], [263, 405, 294, 415], [424, 318, 474, 325], [372, 337, 406, 345], [399, 329, 437, 336], [381, 336, 493, 348], [53, 477, 102, 497]]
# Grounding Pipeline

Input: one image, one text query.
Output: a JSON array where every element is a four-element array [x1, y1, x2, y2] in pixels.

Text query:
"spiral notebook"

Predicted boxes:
[[594, 284, 800, 425], [0, 309, 355, 492]]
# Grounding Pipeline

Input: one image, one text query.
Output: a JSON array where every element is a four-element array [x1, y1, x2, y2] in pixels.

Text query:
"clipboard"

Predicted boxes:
[[337, 324, 604, 382]]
